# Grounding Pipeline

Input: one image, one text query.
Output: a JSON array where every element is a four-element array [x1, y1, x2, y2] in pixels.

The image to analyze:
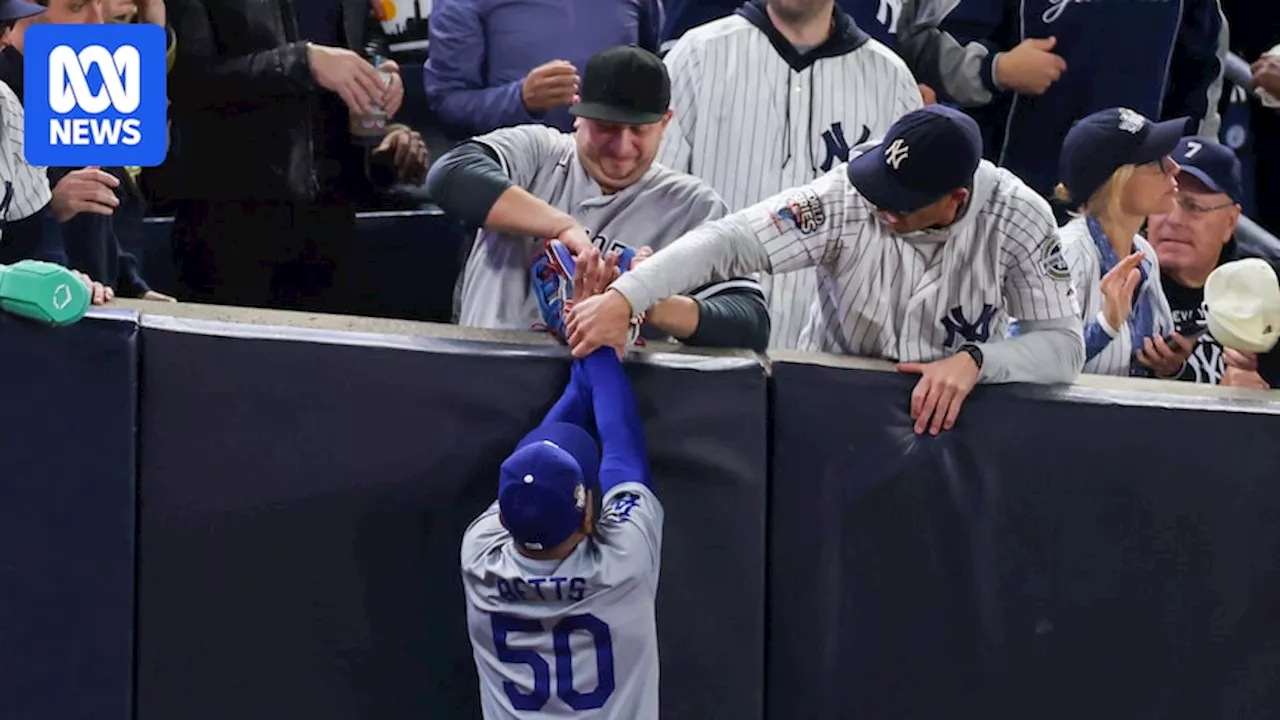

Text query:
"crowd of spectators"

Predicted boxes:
[[1, 0, 1279, 392]]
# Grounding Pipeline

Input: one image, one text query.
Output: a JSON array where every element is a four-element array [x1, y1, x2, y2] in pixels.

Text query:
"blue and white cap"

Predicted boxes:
[[498, 422, 600, 551]]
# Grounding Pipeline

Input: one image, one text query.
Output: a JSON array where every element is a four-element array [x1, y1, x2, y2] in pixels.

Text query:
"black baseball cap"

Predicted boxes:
[[1172, 136, 1244, 204], [1059, 107, 1187, 205], [845, 105, 983, 214], [570, 46, 670, 126], [0, 0, 44, 21]]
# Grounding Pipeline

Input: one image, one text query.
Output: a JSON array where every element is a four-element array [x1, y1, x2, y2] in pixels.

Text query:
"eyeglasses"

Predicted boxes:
[[1140, 156, 1178, 175], [1173, 195, 1236, 215]]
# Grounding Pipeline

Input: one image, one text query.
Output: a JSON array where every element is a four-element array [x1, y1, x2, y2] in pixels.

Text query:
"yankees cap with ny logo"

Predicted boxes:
[[846, 105, 983, 214]]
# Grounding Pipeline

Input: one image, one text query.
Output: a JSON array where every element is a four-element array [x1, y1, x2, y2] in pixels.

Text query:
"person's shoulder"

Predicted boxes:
[[845, 37, 914, 77], [644, 163, 724, 205], [460, 501, 511, 571], [1055, 217, 1095, 259], [978, 162, 1056, 230], [598, 483, 662, 527], [677, 14, 757, 48]]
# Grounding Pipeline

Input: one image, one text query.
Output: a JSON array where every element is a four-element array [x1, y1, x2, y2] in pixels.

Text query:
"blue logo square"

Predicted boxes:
[[23, 24, 168, 167]]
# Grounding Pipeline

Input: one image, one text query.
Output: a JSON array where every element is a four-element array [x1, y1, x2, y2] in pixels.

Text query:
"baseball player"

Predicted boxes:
[[1054, 108, 1192, 379], [462, 348, 661, 719], [425, 45, 769, 351], [568, 105, 1085, 435], [659, 0, 924, 349]]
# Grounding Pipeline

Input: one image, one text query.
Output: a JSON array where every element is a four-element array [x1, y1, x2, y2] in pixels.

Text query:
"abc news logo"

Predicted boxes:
[[48, 44, 143, 147], [24, 24, 168, 167]]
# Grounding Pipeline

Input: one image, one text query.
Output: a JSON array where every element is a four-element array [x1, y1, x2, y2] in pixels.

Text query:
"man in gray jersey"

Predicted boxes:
[[425, 45, 769, 352], [659, 0, 924, 349], [462, 349, 661, 719], [567, 105, 1086, 435]]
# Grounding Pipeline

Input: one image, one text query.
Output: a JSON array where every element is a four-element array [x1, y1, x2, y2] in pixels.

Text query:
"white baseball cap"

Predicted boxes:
[[1204, 258, 1280, 353]]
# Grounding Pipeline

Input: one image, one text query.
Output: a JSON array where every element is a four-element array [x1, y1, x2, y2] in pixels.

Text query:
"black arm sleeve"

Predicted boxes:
[[423, 142, 515, 229], [0, 205, 67, 266], [681, 279, 771, 352]]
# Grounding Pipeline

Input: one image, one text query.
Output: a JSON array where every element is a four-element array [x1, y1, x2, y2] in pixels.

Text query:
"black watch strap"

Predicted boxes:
[[958, 343, 984, 369]]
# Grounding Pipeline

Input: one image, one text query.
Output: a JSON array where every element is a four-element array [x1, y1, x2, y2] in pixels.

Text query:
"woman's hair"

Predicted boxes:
[[1055, 165, 1137, 220]]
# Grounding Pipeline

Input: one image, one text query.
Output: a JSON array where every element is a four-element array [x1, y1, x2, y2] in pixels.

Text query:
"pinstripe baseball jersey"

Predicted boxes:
[[658, 1, 923, 349], [462, 482, 663, 720], [611, 159, 1079, 363], [0, 80, 52, 227], [460, 124, 729, 330], [1058, 218, 1176, 377]]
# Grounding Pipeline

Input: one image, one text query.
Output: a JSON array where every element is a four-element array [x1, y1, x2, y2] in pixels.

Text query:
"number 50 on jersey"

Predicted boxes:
[[24, 24, 168, 167]]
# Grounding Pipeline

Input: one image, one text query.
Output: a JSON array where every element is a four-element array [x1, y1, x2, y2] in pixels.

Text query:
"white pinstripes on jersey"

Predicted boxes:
[[0, 80, 52, 227], [1057, 217, 1175, 376], [742, 161, 1076, 361], [658, 14, 922, 350]]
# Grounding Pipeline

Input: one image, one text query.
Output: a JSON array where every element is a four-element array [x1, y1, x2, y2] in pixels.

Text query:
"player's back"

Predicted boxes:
[[462, 482, 663, 719]]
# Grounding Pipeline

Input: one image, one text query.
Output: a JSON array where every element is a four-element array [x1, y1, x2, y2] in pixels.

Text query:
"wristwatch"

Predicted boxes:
[[957, 343, 984, 370]]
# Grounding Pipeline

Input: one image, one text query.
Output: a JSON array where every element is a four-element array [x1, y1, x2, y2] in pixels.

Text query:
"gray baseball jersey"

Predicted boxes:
[[460, 124, 728, 330], [611, 159, 1079, 369], [462, 482, 664, 720], [0, 81, 53, 228], [658, 12, 923, 349], [1057, 217, 1176, 376]]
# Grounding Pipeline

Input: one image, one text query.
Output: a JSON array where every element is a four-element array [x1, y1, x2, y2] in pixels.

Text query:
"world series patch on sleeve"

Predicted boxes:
[[773, 188, 826, 234]]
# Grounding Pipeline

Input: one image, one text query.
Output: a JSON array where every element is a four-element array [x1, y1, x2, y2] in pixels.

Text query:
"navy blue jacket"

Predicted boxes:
[[896, 0, 1228, 197]]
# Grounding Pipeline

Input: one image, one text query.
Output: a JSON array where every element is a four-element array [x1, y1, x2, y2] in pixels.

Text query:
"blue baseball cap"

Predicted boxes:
[[498, 422, 600, 552], [1172, 135, 1243, 204], [0, 0, 44, 21], [1059, 107, 1187, 206], [846, 105, 983, 214]]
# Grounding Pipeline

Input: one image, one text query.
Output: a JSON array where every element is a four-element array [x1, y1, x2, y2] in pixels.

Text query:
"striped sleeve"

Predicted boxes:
[[0, 83, 52, 221]]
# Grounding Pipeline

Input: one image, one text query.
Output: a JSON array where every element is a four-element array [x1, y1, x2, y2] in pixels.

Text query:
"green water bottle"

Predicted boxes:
[[0, 260, 91, 326]]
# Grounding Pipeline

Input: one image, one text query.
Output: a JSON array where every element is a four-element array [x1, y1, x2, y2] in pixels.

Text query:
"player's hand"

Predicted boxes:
[[72, 270, 114, 306], [918, 83, 937, 105], [307, 44, 386, 116], [573, 249, 622, 302], [1251, 54, 1280, 99], [567, 289, 633, 359], [377, 59, 404, 119], [994, 37, 1066, 95], [896, 352, 981, 436], [51, 167, 121, 221], [374, 125, 428, 184], [521, 60, 579, 114], [1135, 333, 1193, 378], [1099, 251, 1144, 331]]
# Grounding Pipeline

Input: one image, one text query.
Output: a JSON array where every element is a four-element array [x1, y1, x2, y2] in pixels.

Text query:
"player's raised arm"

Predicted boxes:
[[579, 349, 650, 495]]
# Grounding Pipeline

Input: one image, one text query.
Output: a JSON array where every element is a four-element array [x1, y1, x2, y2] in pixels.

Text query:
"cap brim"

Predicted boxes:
[[845, 144, 946, 214], [1135, 117, 1188, 165], [0, 0, 45, 20], [569, 102, 665, 126]]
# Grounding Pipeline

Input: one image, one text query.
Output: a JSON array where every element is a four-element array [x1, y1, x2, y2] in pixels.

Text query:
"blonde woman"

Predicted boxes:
[[1055, 107, 1194, 378]]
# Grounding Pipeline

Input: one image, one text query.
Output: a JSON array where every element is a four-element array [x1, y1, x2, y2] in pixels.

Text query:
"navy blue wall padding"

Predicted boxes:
[[767, 360, 1280, 720], [0, 311, 138, 720], [136, 319, 767, 720]]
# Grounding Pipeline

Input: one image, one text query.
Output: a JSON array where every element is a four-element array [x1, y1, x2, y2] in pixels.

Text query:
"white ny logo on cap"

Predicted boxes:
[[884, 138, 910, 169]]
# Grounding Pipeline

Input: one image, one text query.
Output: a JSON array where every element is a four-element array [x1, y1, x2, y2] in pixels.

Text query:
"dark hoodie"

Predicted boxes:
[[0, 46, 150, 296]]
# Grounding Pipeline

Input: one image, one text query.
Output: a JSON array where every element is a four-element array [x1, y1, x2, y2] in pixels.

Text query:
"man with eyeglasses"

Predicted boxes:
[[1147, 136, 1277, 388]]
